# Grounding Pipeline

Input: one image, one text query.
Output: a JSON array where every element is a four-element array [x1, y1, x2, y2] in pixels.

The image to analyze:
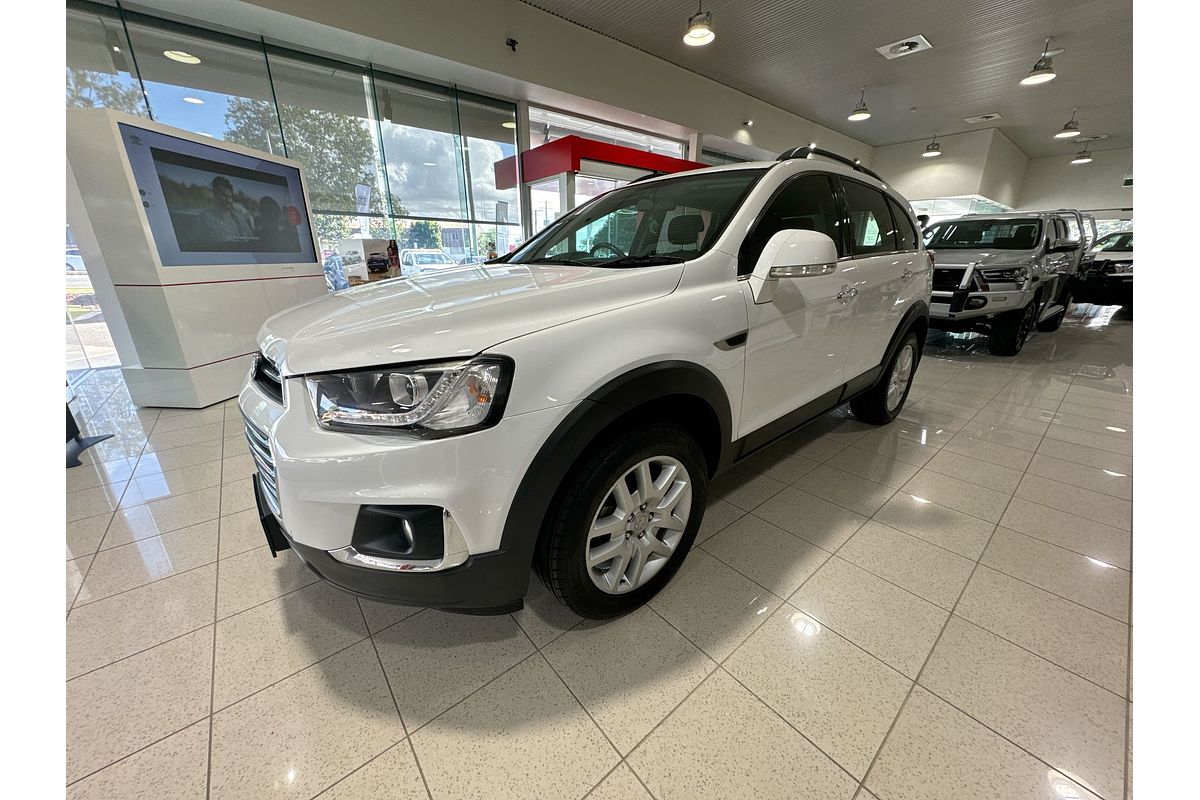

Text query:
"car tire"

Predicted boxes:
[[988, 300, 1038, 356], [537, 423, 707, 619], [850, 332, 920, 425]]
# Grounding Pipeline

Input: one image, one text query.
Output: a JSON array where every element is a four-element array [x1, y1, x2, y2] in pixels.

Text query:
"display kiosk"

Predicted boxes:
[[66, 109, 327, 408]]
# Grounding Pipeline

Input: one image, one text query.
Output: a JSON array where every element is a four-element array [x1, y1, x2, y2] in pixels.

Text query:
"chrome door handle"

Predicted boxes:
[[837, 285, 858, 303]]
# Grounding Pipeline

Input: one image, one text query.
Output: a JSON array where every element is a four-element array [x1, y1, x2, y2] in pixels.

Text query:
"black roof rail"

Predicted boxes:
[[776, 145, 886, 184]]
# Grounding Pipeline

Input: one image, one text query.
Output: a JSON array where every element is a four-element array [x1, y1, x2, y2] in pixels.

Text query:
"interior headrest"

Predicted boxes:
[[667, 214, 705, 245]]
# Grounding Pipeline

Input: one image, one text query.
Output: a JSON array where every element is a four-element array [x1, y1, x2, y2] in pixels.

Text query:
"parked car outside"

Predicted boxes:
[[399, 249, 458, 275], [923, 210, 1097, 355], [1073, 231, 1132, 308], [240, 148, 932, 617]]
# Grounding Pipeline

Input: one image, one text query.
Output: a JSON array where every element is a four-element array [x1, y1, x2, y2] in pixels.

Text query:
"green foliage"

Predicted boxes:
[[409, 220, 441, 249], [476, 229, 497, 254], [65, 68, 145, 114]]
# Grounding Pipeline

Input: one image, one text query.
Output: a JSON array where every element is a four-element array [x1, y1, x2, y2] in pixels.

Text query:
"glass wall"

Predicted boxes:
[[65, 1, 521, 280]]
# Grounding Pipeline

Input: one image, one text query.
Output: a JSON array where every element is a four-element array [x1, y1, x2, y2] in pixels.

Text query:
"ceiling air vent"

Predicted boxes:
[[875, 35, 933, 59], [964, 113, 1003, 124]]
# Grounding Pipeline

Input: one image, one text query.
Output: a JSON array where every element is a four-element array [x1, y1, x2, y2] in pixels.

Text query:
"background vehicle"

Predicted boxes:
[[240, 147, 931, 618], [924, 209, 1097, 355], [1074, 230, 1133, 308], [366, 251, 390, 273], [400, 248, 458, 275], [340, 249, 363, 265]]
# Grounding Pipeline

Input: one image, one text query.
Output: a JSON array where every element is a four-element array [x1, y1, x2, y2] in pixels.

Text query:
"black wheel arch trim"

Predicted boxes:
[[498, 361, 735, 579]]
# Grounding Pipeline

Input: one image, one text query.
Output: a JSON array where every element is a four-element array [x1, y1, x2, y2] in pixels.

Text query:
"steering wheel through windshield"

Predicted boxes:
[[589, 242, 627, 258]]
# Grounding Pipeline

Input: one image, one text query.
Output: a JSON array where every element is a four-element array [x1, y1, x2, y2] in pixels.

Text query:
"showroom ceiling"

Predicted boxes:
[[520, 0, 1132, 158]]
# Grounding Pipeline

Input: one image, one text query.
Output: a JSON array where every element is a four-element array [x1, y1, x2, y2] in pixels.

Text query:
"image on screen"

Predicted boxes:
[[119, 123, 317, 267]]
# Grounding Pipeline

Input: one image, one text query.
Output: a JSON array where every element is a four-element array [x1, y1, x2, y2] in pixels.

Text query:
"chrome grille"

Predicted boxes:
[[253, 352, 283, 404], [242, 414, 281, 517]]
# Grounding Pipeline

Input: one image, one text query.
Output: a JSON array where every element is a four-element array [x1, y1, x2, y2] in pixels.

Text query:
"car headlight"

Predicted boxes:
[[307, 356, 512, 434], [978, 266, 1029, 283]]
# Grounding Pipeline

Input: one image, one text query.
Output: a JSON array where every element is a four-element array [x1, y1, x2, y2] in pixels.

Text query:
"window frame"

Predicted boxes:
[[834, 176, 902, 258], [737, 170, 847, 276], [885, 196, 920, 253]]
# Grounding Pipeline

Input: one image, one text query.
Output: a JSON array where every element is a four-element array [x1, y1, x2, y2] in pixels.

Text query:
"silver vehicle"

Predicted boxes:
[[923, 210, 1097, 355]]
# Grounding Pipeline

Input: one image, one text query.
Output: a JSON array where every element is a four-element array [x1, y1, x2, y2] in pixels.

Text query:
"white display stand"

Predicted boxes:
[[65, 109, 326, 408]]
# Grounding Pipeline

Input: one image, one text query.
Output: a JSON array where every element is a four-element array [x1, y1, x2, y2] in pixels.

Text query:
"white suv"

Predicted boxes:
[[239, 147, 932, 618]]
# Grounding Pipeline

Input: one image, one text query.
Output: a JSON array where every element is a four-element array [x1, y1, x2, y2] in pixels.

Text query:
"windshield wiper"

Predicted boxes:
[[598, 255, 686, 268], [522, 256, 592, 266]]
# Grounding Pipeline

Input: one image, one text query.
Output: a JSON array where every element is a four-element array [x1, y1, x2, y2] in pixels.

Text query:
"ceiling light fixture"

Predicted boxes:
[[163, 49, 201, 65], [922, 133, 942, 158], [743, 119, 754, 127], [501, 121, 517, 129], [182, 96, 204, 105], [1020, 37, 1058, 85], [1071, 147, 1094, 165], [1055, 107, 1081, 138], [683, 2, 715, 47], [847, 86, 871, 122]]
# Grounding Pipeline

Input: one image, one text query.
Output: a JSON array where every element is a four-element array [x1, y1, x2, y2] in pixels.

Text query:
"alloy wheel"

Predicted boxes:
[[585, 456, 692, 594], [886, 343, 915, 412]]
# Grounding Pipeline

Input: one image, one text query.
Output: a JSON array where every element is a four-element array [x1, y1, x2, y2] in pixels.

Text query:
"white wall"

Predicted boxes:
[[979, 130, 1029, 210], [1017, 148, 1133, 214], [138, 0, 871, 162], [870, 129, 994, 200]]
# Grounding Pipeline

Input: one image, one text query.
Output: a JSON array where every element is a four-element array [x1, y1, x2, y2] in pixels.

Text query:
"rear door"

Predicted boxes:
[[738, 172, 854, 436], [837, 178, 926, 379]]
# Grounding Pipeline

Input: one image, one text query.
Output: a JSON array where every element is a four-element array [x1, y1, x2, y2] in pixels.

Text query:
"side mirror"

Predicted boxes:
[[748, 229, 839, 304], [1048, 240, 1078, 253]]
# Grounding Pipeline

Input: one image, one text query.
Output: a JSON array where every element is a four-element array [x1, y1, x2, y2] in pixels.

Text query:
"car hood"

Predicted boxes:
[[260, 262, 684, 375], [928, 248, 1038, 268]]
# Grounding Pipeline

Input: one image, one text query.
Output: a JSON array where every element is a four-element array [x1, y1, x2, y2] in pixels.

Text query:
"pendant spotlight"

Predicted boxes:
[[922, 133, 942, 158], [684, 2, 715, 47], [1055, 108, 1081, 138], [847, 87, 871, 121], [1071, 147, 1094, 165], [1020, 37, 1058, 85]]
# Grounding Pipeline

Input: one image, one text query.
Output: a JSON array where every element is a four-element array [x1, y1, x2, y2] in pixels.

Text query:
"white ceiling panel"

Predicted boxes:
[[520, 0, 1132, 158]]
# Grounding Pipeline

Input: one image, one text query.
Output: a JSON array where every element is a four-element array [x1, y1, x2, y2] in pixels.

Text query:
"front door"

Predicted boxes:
[[738, 173, 855, 437], [838, 178, 926, 378]]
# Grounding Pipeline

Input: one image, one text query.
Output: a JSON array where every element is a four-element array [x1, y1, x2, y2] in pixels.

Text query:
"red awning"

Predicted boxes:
[[494, 135, 705, 189]]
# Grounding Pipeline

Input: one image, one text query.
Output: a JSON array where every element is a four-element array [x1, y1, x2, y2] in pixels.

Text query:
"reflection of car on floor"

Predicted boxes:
[[400, 248, 458, 275], [924, 209, 1096, 356], [240, 146, 932, 619], [1073, 231, 1132, 309], [366, 252, 390, 273]]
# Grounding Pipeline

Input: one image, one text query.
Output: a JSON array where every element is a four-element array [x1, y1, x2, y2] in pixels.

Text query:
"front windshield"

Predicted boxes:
[[924, 218, 1043, 250], [510, 169, 766, 267], [1094, 232, 1133, 252]]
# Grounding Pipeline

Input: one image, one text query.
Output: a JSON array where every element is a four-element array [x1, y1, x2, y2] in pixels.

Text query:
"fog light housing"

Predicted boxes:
[[966, 296, 988, 309]]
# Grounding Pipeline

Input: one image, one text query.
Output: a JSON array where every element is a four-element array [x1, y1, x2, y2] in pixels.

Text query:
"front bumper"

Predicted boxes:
[[930, 286, 1029, 323], [237, 370, 574, 611]]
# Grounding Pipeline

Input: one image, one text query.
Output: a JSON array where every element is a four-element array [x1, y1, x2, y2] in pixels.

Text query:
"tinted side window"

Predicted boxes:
[[842, 179, 899, 256], [887, 197, 919, 251], [739, 174, 842, 275]]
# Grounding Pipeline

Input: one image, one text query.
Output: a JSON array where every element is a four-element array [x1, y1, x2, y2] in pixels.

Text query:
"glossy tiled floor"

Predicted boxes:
[[66, 305, 1133, 800]]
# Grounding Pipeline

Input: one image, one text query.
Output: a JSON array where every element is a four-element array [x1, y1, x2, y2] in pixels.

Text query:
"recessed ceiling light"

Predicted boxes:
[[182, 96, 204, 105], [501, 121, 516, 129], [163, 50, 201, 65], [875, 34, 933, 60], [112, 45, 121, 52], [1020, 37, 1058, 86], [422, 162, 437, 167], [1055, 107, 1081, 138], [847, 86, 871, 122], [683, 4, 715, 47]]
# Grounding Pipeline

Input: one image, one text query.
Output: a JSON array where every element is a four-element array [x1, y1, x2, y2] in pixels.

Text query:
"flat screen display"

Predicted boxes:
[[119, 123, 317, 267]]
